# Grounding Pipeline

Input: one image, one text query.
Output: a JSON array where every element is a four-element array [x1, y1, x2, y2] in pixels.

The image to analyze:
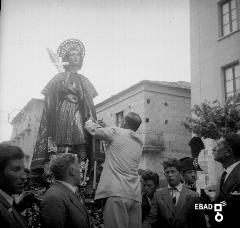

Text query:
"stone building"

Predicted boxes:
[[190, 0, 240, 187], [10, 98, 43, 168], [96, 80, 191, 179]]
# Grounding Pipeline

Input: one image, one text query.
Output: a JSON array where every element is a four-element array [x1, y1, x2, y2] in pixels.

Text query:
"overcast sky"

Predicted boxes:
[[0, 0, 190, 142]]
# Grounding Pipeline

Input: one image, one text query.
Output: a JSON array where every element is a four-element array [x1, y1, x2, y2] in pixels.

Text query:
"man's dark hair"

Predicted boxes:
[[0, 144, 24, 172], [124, 112, 142, 131], [222, 133, 240, 159], [141, 170, 159, 187], [50, 153, 77, 180], [163, 158, 181, 172]]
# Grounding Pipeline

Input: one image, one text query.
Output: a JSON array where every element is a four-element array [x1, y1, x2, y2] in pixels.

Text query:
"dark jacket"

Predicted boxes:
[[40, 181, 89, 228], [0, 194, 27, 228], [210, 162, 240, 228], [142, 193, 152, 222], [143, 186, 207, 228]]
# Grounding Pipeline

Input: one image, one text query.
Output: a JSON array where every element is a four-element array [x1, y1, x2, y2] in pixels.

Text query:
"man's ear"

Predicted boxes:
[[68, 166, 74, 177], [225, 147, 233, 157]]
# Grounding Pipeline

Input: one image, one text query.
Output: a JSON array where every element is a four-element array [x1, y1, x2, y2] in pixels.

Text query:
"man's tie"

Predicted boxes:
[[12, 200, 19, 211], [75, 190, 84, 205], [220, 171, 227, 190], [170, 188, 177, 205], [172, 196, 176, 205]]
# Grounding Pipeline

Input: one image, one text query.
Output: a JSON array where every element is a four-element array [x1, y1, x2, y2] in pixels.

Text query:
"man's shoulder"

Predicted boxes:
[[43, 184, 66, 199], [183, 186, 199, 198], [155, 187, 168, 196], [120, 128, 143, 144], [233, 162, 240, 177]]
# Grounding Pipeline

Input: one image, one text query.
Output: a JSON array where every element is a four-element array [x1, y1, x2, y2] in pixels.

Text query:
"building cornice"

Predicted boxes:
[[11, 98, 43, 124], [95, 80, 190, 110]]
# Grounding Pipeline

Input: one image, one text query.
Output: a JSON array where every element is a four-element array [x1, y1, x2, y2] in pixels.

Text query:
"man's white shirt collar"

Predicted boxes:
[[168, 183, 183, 192]]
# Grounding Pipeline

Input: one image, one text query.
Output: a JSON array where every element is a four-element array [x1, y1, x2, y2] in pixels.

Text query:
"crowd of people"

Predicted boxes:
[[0, 112, 240, 228]]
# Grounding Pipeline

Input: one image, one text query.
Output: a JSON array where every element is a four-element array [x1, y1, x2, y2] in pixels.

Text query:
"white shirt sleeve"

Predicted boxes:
[[84, 120, 116, 143]]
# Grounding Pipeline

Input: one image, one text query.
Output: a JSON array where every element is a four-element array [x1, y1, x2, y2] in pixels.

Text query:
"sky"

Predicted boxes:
[[0, 0, 190, 142]]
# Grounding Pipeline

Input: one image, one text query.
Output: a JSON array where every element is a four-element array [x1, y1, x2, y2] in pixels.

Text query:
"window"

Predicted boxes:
[[220, 0, 238, 37], [224, 63, 240, 99], [116, 111, 123, 127]]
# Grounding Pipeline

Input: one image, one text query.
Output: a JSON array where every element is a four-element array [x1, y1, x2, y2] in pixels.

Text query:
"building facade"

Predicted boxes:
[[190, 0, 240, 187], [96, 80, 191, 179], [10, 99, 43, 168]]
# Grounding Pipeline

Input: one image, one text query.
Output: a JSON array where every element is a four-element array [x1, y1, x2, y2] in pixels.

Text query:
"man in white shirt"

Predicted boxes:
[[143, 158, 206, 228], [210, 133, 240, 228], [40, 153, 89, 228], [85, 112, 143, 228]]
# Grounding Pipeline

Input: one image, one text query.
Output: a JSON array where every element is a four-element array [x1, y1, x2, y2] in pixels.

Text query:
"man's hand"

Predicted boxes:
[[97, 120, 107, 128], [86, 117, 96, 123]]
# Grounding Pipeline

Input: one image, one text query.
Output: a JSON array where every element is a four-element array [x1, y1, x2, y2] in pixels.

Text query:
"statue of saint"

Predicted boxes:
[[31, 39, 97, 172]]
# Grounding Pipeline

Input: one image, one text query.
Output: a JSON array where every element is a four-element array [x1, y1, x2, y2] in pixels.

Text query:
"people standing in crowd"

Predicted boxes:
[[85, 112, 143, 228], [0, 144, 27, 228], [180, 157, 213, 227], [179, 157, 203, 192], [143, 158, 206, 228], [40, 153, 89, 228], [209, 133, 240, 228], [141, 170, 159, 223]]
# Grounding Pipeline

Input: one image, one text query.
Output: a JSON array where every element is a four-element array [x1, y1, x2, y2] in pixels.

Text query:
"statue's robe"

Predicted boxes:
[[31, 72, 97, 171]]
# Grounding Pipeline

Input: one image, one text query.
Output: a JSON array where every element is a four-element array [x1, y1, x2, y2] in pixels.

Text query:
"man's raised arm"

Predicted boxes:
[[84, 119, 115, 143]]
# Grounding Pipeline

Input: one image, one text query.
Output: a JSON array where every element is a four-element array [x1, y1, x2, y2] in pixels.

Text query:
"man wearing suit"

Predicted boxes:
[[40, 153, 89, 228], [210, 133, 240, 228], [0, 144, 27, 228], [180, 157, 203, 193], [143, 158, 206, 228], [141, 170, 159, 223]]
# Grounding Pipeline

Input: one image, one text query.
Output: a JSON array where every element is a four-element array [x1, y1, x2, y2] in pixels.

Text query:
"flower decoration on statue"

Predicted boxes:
[[79, 159, 90, 187]]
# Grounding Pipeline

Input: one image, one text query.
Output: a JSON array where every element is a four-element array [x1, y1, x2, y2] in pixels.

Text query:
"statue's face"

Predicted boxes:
[[68, 50, 82, 66]]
